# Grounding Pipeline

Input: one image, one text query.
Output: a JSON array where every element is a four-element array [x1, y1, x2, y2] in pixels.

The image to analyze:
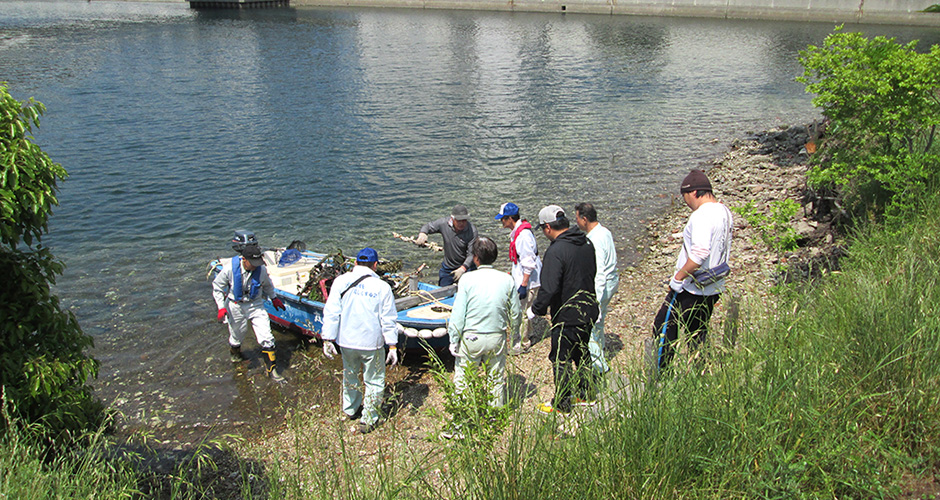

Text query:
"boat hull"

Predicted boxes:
[[209, 251, 454, 352]]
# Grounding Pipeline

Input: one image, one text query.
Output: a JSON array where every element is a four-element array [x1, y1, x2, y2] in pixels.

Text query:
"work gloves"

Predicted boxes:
[[322, 340, 338, 360], [414, 233, 428, 246], [271, 297, 286, 311], [217, 308, 228, 322], [386, 347, 399, 367], [451, 266, 466, 282], [449, 342, 460, 358], [669, 277, 685, 293], [517, 284, 527, 300]]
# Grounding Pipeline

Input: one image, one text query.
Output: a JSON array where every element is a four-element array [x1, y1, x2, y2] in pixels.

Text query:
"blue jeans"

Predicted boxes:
[[438, 263, 476, 286]]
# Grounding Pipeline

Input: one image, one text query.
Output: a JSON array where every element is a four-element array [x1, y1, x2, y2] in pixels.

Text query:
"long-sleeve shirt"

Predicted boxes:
[[212, 256, 276, 308], [675, 201, 733, 296], [509, 219, 541, 289], [586, 223, 619, 304], [447, 265, 521, 344], [321, 265, 399, 350], [420, 216, 478, 270]]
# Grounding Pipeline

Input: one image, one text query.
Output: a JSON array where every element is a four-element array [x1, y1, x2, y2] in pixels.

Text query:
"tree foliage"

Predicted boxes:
[[798, 28, 940, 218], [0, 83, 103, 444]]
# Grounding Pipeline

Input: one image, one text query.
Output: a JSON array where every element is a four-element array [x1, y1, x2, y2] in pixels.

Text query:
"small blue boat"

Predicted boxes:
[[208, 249, 455, 352]]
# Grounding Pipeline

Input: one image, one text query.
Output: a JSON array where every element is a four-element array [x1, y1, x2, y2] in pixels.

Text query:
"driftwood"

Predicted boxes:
[[392, 232, 444, 252]]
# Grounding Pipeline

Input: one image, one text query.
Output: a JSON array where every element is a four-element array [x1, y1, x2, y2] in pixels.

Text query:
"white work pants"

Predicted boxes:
[[340, 347, 386, 426], [225, 300, 275, 350], [453, 332, 507, 406], [589, 280, 619, 374]]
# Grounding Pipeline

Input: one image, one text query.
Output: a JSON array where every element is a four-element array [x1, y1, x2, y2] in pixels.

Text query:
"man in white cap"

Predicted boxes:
[[414, 204, 478, 286], [495, 202, 542, 355], [321, 247, 400, 434], [531, 206, 599, 414], [575, 202, 619, 380], [212, 231, 287, 381], [652, 169, 732, 372]]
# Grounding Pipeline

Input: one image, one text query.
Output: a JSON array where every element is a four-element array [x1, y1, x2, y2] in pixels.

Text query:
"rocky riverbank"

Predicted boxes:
[[245, 122, 843, 488], [605, 120, 842, 371], [127, 123, 842, 497]]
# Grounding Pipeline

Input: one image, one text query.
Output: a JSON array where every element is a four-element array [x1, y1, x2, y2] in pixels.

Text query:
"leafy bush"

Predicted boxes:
[[0, 83, 103, 444], [426, 346, 510, 449], [732, 199, 800, 255], [798, 28, 940, 219]]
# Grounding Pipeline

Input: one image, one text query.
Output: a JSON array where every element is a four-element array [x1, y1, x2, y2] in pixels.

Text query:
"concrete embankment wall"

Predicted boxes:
[[291, 0, 940, 26]]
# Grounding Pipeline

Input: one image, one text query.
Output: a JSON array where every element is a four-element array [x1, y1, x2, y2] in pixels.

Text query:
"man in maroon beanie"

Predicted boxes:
[[651, 169, 733, 372]]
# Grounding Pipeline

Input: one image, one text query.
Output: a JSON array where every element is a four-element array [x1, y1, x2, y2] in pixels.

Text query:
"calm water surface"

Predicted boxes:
[[2, 1, 938, 438]]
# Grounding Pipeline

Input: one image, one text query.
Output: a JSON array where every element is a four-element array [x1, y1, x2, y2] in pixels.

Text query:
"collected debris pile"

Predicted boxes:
[[298, 251, 420, 302]]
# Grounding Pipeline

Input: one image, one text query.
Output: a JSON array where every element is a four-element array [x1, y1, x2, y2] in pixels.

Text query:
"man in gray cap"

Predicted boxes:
[[531, 205, 599, 414], [652, 169, 733, 372], [414, 204, 478, 286]]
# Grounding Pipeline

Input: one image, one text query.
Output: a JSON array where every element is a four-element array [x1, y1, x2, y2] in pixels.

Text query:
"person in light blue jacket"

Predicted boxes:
[[575, 202, 620, 377], [321, 248, 400, 434], [448, 236, 522, 408]]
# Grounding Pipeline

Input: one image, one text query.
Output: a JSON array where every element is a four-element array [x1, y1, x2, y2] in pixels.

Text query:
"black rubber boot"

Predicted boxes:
[[229, 345, 244, 363], [262, 349, 284, 382]]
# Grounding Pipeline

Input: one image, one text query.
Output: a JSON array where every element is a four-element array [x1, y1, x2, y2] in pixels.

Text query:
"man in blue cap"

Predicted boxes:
[[321, 247, 400, 434], [495, 202, 542, 355]]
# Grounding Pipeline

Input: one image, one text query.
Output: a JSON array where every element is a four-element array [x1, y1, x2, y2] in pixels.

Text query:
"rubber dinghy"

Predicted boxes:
[[208, 249, 455, 352]]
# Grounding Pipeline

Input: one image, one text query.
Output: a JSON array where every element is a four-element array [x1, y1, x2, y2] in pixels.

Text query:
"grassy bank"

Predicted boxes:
[[4, 187, 939, 499]]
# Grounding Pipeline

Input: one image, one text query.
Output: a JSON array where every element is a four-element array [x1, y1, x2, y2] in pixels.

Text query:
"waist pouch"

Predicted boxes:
[[691, 262, 731, 287]]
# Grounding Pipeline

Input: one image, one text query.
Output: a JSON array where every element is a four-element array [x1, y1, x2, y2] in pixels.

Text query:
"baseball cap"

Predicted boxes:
[[356, 247, 379, 263], [494, 202, 519, 220], [451, 205, 470, 221], [241, 243, 265, 267], [680, 169, 712, 193], [537, 205, 565, 229]]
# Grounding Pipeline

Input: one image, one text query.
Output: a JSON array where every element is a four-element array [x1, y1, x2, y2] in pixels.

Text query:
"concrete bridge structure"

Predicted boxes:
[[190, 0, 940, 26]]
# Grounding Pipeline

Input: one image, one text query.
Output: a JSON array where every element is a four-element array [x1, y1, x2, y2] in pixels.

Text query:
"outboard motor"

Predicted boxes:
[[231, 230, 258, 253]]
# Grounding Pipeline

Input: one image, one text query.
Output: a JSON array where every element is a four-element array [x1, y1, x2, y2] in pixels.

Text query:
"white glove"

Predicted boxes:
[[322, 340, 338, 359], [449, 342, 460, 358], [415, 233, 428, 246], [386, 347, 399, 367], [452, 266, 466, 282], [526, 307, 536, 321], [669, 278, 685, 293]]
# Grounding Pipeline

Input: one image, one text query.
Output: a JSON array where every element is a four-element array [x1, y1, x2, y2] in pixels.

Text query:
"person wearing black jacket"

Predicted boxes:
[[531, 205, 599, 414]]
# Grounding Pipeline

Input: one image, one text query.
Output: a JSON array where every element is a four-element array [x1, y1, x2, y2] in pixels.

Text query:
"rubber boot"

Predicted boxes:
[[262, 349, 285, 382], [230, 345, 244, 363]]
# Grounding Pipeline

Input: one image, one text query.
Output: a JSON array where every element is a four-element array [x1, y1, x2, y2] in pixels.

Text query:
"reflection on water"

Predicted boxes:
[[2, 1, 938, 435]]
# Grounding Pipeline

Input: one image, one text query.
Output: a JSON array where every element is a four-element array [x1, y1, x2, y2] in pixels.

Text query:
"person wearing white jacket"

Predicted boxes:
[[320, 248, 399, 434], [575, 203, 619, 376]]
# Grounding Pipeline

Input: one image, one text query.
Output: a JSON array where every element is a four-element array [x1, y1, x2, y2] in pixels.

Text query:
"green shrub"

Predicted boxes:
[[732, 198, 800, 255], [798, 28, 940, 219], [0, 83, 103, 444]]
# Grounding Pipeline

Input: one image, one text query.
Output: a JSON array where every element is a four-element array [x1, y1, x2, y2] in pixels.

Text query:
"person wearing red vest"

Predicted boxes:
[[495, 202, 542, 355]]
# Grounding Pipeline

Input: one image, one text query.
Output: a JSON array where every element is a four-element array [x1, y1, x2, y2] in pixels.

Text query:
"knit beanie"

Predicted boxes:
[[680, 169, 712, 193]]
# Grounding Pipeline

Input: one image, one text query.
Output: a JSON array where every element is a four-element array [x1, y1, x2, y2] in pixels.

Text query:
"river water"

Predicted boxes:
[[2, 1, 938, 440]]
